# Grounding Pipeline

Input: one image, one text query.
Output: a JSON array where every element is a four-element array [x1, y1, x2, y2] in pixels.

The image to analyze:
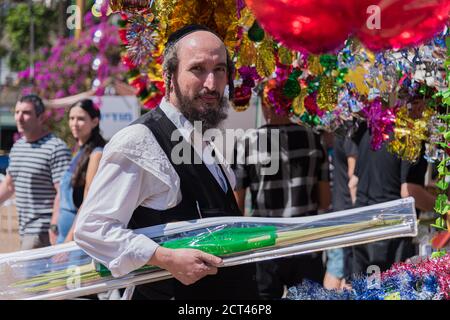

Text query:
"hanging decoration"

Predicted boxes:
[[108, 0, 449, 160], [387, 104, 435, 162], [118, 13, 165, 109], [245, 0, 449, 54]]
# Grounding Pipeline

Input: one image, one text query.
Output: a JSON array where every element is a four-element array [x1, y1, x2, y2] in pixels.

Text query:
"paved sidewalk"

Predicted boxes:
[[0, 200, 20, 253]]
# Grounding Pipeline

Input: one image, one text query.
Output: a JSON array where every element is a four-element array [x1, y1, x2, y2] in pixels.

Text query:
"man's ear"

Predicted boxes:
[[170, 72, 176, 93], [38, 111, 48, 124]]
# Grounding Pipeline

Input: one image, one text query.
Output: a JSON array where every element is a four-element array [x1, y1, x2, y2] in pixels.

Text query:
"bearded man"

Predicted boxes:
[[74, 25, 259, 300]]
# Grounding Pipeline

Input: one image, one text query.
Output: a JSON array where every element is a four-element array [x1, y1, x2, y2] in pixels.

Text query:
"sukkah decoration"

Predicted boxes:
[[232, 66, 261, 111], [287, 253, 450, 300], [387, 104, 435, 162], [261, 62, 301, 116], [361, 98, 397, 151], [108, 0, 296, 111], [329, 31, 448, 151], [289, 53, 350, 130], [109, 0, 150, 12], [118, 12, 165, 109], [245, 0, 449, 54], [108, 1, 450, 162], [256, 51, 349, 124]]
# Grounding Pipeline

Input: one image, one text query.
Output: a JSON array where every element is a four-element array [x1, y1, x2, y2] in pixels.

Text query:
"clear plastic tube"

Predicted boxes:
[[0, 197, 417, 300]]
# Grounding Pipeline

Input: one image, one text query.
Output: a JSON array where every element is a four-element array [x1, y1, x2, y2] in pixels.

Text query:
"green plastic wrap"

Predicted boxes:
[[161, 226, 278, 255], [95, 226, 278, 277]]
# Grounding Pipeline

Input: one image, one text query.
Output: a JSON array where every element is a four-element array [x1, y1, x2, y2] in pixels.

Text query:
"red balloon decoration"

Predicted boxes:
[[245, 0, 450, 54], [245, 0, 358, 54], [357, 0, 450, 51]]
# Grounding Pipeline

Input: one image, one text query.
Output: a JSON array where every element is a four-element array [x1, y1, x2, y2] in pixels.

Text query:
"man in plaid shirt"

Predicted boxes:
[[232, 99, 331, 299]]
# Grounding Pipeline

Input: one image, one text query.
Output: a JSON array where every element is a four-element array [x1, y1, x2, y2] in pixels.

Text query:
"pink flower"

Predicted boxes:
[[68, 84, 79, 95], [54, 90, 66, 99], [18, 69, 30, 79]]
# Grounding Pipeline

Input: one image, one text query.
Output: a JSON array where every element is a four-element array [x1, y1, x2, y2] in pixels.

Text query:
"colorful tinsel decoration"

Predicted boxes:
[[287, 254, 450, 300], [110, 0, 448, 155], [263, 63, 301, 115], [119, 13, 164, 109], [233, 66, 261, 110], [125, 10, 160, 66], [362, 99, 396, 150], [387, 105, 435, 162]]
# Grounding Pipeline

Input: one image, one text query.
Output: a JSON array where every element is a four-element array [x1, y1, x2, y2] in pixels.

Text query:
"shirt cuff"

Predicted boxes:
[[108, 234, 159, 278]]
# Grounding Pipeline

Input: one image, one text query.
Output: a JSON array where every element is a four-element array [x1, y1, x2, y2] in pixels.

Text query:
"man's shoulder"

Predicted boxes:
[[113, 123, 152, 140], [107, 108, 163, 150], [44, 134, 70, 151], [106, 123, 154, 153], [129, 107, 163, 127], [10, 137, 25, 150]]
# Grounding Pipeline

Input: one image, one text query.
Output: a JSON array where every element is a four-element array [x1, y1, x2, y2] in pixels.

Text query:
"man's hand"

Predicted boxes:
[[323, 271, 343, 291], [348, 175, 358, 205], [148, 247, 223, 286]]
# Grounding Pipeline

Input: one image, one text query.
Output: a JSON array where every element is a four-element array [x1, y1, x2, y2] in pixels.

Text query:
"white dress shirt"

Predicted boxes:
[[74, 98, 236, 277]]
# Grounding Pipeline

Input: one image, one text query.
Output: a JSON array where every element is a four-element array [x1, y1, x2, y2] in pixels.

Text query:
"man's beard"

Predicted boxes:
[[173, 82, 229, 132]]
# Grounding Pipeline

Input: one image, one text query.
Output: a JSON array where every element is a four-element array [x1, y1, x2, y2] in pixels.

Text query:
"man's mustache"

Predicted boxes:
[[195, 90, 220, 99]]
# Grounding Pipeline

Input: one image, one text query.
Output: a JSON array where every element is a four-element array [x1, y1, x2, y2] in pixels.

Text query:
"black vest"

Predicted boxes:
[[127, 107, 258, 300]]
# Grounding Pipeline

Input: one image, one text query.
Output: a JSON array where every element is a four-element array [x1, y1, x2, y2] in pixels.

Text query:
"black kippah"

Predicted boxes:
[[165, 24, 222, 47]]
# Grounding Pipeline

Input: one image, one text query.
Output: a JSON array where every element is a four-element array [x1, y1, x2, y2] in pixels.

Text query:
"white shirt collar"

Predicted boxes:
[[159, 98, 194, 143]]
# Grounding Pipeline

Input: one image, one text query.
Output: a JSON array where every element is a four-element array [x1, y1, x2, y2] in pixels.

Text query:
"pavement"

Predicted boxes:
[[0, 200, 20, 253]]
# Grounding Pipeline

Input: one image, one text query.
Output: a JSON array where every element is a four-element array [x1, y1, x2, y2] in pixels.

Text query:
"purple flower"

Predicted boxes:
[[38, 82, 49, 91], [68, 84, 79, 95], [95, 86, 105, 96], [54, 107, 66, 121], [54, 90, 66, 99], [18, 69, 30, 79]]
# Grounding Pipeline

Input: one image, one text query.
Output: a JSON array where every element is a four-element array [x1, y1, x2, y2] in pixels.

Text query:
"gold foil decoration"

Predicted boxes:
[[345, 66, 388, 96], [110, 0, 150, 11], [256, 38, 275, 78], [238, 7, 256, 28], [291, 89, 307, 116], [278, 46, 293, 66], [215, 0, 240, 50], [316, 76, 337, 111], [307, 55, 323, 75], [237, 36, 257, 68], [387, 106, 434, 162], [155, 0, 179, 40], [230, 101, 251, 112], [155, 0, 240, 53]]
